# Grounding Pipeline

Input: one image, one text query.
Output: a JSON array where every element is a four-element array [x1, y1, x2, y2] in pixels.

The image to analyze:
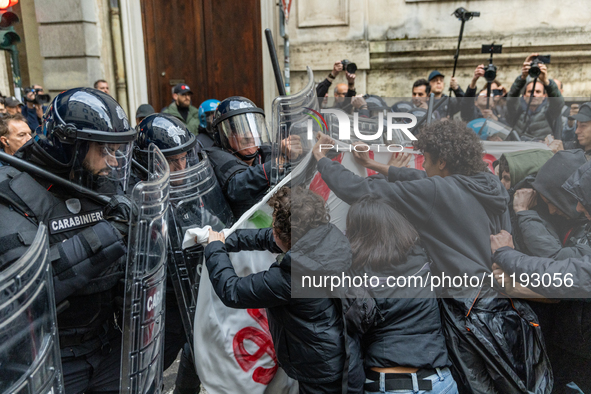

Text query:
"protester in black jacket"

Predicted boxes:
[[345, 196, 457, 394], [512, 150, 590, 259], [204, 186, 352, 394], [312, 120, 551, 393], [492, 159, 591, 394]]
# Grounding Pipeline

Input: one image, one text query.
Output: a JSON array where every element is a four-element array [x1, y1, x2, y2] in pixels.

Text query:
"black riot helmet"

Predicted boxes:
[[135, 113, 200, 172], [39, 88, 136, 195], [211, 96, 271, 161]]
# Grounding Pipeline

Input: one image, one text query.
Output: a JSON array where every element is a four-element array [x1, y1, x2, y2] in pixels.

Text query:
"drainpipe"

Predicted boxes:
[[109, 0, 129, 116]]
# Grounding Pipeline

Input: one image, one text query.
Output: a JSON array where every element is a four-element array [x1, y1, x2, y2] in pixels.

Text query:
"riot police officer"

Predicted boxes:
[[1, 88, 135, 393], [205, 96, 302, 217], [196, 99, 220, 148], [134, 113, 233, 394]]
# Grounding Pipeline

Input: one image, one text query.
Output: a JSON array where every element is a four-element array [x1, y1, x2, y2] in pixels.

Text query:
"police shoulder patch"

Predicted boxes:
[[49, 209, 104, 234]]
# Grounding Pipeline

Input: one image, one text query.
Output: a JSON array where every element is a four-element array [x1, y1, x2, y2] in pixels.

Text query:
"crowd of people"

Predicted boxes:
[[0, 50, 590, 394]]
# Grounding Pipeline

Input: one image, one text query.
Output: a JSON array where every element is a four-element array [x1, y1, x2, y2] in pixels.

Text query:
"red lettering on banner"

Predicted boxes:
[[233, 309, 278, 385], [309, 153, 343, 201], [366, 151, 378, 177], [482, 153, 496, 173]]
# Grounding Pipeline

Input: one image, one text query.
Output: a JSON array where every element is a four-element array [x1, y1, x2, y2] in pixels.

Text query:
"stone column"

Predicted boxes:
[[34, 0, 108, 98]]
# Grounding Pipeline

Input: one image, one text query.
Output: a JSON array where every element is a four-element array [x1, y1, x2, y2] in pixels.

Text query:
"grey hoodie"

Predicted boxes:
[[317, 158, 511, 297]]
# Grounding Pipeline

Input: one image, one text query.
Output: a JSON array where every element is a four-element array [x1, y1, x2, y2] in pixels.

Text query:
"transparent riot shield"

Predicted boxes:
[[270, 66, 319, 186], [0, 223, 64, 394], [167, 151, 234, 355], [120, 144, 170, 394]]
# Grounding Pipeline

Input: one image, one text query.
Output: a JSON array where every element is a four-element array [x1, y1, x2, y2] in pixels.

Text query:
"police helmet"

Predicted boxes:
[[212, 96, 270, 161], [40, 88, 136, 195], [135, 113, 200, 172], [198, 99, 220, 133]]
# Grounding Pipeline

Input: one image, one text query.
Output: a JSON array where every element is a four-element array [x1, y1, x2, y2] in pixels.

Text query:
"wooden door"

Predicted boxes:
[[141, 0, 263, 113]]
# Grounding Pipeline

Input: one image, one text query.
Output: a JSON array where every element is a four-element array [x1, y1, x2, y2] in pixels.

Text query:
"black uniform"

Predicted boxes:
[[0, 148, 127, 393], [205, 144, 272, 218]]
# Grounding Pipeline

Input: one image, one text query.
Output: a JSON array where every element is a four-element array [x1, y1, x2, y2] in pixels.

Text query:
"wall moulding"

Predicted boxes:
[[297, 0, 349, 28]]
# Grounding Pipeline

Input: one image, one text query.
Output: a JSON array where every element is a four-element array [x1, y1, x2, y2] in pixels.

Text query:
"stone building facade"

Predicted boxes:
[[284, 0, 591, 99], [7, 0, 591, 125]]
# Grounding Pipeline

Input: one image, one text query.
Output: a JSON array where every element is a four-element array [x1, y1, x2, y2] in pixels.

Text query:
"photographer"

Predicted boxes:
[[427, 71, 462, 117], [506, 53, 564, 140], [316, 60, 357, 104], [461, 64, 508, 123], [22, 85, 49, 132]]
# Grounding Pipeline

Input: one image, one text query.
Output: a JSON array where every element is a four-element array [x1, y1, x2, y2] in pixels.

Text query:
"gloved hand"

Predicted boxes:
[[103, 195, 133, 237]]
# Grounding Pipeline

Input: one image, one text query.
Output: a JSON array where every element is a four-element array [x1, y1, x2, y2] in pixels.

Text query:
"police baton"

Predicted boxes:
[[265, 28, 287, 96], [0, 150, 111, 205]]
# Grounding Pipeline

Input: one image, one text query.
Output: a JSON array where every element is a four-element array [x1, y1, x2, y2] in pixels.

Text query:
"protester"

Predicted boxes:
[[93, 79, 110, 95], [0, 114, 31, 156], [492, 184, 591, 393], [163, 83, 201, 135], [135, 103, 155, 125], [345, 195, 458, 394], [512, 150, 589, 258], [411, 78, 430, 109], [312, 120, 551, 393], [506, 53, 564, 140], [204, 186, 352, 394], [497, 149, 553, 190]]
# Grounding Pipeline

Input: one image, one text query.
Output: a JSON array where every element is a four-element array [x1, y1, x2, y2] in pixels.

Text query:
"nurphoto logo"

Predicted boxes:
[[305, 107, 417, 152]]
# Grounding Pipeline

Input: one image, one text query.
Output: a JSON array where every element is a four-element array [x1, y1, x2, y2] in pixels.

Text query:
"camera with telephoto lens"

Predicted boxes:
[[341, 59, 357, 74], [481, 44, 502, 83], [23, 86, 50, 105], [528, 55, 551, 79]]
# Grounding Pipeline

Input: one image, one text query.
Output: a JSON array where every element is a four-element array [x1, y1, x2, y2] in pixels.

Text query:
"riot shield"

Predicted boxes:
[[270, 66, 318, 186], [120, 144, 170, 394], [0, 223, 64, 394], [167, 151, 234, 355]]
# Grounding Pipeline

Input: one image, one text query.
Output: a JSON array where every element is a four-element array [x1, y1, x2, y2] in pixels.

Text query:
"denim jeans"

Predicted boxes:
[[365, 367, 459, 394]]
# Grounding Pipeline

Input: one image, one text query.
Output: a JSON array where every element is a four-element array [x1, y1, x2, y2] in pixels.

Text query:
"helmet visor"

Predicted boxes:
[[70, 141, 133, 195], [166, 144, 201, 174], [217, 112, 270, 154]]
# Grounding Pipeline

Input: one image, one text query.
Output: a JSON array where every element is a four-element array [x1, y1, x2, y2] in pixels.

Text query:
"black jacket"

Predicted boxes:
[[204, 224, 352, 384], [506, 77, 564, 140], [359, 245, 450, 370], [204, 145, 272, 218], [316, 158, 552, 393], [514, 150, 590, 259], [317, 158, 510, 297]]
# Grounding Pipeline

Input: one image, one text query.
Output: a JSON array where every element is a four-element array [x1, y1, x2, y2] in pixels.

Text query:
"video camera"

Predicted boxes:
[[341, 59, 357, 74], [529, 55, 551, 79], [452, 7, 480, 21], [23, 86, 50, 106]]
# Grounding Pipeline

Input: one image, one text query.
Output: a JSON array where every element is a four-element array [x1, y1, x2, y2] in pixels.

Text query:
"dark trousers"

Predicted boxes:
[[164, 290, 201, 393], [61, 335, 122, 394], [298, 379, 342, 394]]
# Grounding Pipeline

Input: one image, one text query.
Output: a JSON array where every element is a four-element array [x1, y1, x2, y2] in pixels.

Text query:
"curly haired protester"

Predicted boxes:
[[312, 120, 552, 393], [203, 186, 356, 394]]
